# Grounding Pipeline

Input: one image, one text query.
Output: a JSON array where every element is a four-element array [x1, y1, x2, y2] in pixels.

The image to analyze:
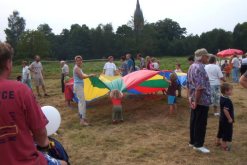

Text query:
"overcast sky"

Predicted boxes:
[[0, 0, 246, 41]]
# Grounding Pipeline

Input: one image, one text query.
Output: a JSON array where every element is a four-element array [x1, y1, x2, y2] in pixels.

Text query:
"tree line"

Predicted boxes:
[[3, 11, 247, 60]]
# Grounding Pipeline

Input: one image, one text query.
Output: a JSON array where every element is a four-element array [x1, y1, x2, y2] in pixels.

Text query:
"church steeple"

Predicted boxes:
[[134, 0, 144, 31], [136, 0, 141, 9]]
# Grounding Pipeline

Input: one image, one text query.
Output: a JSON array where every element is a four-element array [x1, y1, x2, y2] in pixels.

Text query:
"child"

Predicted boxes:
[[145, 56, 152, 70], [174, 63, 182, 97], [151, 57, 160, 71], [110, 89, 124, 124], [174, 63, 182, 73], [224, 62, 231, 80], [64, 76, 73, 108], [216, 83, 234, 151], [16, 75, 22, 81], [164, 73, 178, 114]]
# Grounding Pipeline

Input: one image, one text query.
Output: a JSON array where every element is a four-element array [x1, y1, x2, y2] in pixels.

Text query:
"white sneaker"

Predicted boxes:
[[189, 143, 194, 147], [193, 147, 210, 153], [214, 113, 220, 116]]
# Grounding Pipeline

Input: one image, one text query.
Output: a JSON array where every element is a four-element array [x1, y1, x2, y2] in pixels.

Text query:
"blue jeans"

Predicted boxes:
[[41, 152, 61, 165], [232, 67, 239, 83], [22, 79, 32, 89]]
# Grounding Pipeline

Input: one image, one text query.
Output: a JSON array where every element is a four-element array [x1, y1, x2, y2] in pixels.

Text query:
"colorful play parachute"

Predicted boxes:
[[83, 76, 110, 101], [104, 70, 169, 94], [66, 70, 187, 101], [174, 72, 187, 87]]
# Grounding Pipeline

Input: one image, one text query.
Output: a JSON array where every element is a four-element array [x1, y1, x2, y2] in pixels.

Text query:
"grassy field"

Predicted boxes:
[[12, 57, 247, 165], [11, 56, 189, 79]]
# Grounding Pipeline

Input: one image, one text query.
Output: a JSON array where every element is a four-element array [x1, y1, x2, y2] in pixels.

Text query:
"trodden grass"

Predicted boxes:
[[39, 80, 247, 165], [13, 57, 247, 165]]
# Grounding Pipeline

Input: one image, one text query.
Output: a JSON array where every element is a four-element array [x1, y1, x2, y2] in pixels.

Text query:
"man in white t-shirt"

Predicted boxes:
[[205, 55, 225, 116], [29, 55, 48, 97], [231, 54, 240, 83], [22, 61, 32, 89], [103, 56, 117, 76]]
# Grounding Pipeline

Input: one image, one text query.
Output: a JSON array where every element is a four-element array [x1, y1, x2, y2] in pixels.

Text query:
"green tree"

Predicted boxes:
[[155, 18, 186, 41], [198, 29, 233, 54], [115, 25, 135, 55], [102, 24, 116, 57], [55, 29, 70, 60], [138, 23, 159, 55], [17, 30, 50, 59], [233, 22, 247, 51], [37, 24, 53, 36], [154, 18, 186, 55], [90, 25, 104, 58], [68, 24, 91, 59], [4, 10, 26, 54], [181, 34, 200, 55], [37, 23, 59, 58]]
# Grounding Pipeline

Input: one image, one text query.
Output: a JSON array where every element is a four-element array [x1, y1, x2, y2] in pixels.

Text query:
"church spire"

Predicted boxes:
[[134, 0, 144, 31], [136, 0, 140, 9]]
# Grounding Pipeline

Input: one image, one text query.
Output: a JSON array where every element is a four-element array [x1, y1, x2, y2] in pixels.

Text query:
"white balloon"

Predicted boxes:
[[41, 106, 61, 136]]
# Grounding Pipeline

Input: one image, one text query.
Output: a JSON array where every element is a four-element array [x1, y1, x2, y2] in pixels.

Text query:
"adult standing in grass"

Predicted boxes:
[[103, 56, 117, 76], [29, 55, 48, 97], [73, 55, 95, 126], [22, 60, 32, 89], [186, 56, 195, 98], [119, 55, 128, 77], [231, 54, 240, 83], [187, 48, 211, 153], [60, 61, 69, 93], [136, 53, 145, 70], [0, 43, 67, 165], [205, 55, 225, 116], [126, 53, 135, 73]]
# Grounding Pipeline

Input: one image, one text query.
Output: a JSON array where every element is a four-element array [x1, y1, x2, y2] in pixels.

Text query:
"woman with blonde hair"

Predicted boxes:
[[73, 55, 95, 126], [146, 56, 153, 70]]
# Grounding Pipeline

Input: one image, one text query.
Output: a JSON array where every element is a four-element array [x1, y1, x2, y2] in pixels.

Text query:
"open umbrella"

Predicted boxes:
[[217, 48, 244, 58]]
